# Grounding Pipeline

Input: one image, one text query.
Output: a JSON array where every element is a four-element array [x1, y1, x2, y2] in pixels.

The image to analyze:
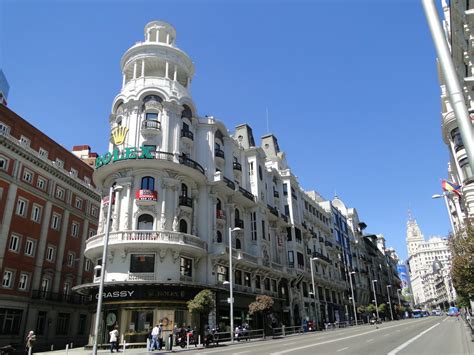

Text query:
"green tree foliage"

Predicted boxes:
[[449, 229, 474, 301], [378, 303, 386, 314], [395, 304, 404, 315], [366, 304, 376, 314], [357, 305, 366, 314], [248, 295, 274, 315], [187, 289, 215, 318]]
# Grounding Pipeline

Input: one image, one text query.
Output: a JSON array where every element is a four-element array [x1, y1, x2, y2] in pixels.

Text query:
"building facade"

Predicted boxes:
[[75, 20, 403, 345], [0, 104, 100, 350], [406, 216, 455, 309]]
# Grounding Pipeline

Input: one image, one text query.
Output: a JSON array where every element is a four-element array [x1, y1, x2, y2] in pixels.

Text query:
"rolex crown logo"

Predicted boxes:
[[111, 126, 129, 146]]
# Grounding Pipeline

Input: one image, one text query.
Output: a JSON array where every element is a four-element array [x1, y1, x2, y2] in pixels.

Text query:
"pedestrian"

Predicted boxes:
[[157, 323, 163, 350], [150, 324, 159, 351], [109, 326, 120, 353], [25, 330, 36, 353]]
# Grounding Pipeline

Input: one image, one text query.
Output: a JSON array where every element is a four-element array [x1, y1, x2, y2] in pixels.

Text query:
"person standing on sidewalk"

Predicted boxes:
[[25, 330, 36, 353], [150, 324, 159, 351], [109, 326, 120, 353]]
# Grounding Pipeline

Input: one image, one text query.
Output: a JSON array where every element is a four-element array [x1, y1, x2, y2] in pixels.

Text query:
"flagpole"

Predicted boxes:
[[442, 193, 456, 233]]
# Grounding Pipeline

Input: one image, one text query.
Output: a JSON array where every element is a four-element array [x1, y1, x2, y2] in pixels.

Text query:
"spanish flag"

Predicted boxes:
[[442, 180, 462, 196]]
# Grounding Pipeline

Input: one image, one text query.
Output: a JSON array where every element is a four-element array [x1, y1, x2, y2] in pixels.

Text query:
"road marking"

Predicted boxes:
[[386, 322, 440, 355], [337, 347, 349, 352], [366, 339, 374, 342], [443, 317, 449, 322], [269, 320, 429, 355]]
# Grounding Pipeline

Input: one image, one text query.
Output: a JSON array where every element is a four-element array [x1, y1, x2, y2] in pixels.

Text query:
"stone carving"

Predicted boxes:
[[159, 249, 167, 262]]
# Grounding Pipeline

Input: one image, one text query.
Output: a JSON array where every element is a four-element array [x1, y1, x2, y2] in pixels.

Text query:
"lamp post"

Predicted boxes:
[[386, 285, 394, 321], [372, 280, 379, 320], [309, 257, 319, 326], [228, 227, 242, 342], [92, 184, 122, 355], [432, 194, 457, 233], [348, 271, 357, 325]]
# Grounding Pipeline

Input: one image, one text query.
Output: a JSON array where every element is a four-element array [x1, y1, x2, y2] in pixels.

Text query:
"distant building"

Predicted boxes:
[[0, 104, 100, 350], [71, 145, 98, 168], [0, 70, 9, 106], [406, 215, 455, 309]]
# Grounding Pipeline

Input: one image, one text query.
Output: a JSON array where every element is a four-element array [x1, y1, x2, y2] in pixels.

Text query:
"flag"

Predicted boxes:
[[442, 180, 462, 196]]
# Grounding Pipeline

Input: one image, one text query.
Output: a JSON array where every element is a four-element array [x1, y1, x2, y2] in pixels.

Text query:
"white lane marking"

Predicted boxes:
[[443, 317, 449, 322], [337, 347, 349, 352], [386, 322, 440, 355], [233, 351, 252, 355], [366, 339, 374, 342]]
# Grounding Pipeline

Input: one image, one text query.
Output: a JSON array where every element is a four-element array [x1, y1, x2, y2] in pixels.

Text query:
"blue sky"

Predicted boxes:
[[1, 0, 450, 260]]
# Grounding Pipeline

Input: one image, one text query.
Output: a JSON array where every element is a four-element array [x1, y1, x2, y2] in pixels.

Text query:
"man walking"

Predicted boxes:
[[150, 324, 160, 351], [109, 326, 119, 353]]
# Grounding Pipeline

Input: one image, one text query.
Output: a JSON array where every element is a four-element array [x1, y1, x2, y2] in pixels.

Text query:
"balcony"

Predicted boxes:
[[235, 219, 244, 229], [233, 161, 242, 171], [267, 204, 279, 217], [280, 213, 289, 223], [135, 189, 158, 206], [313, 251, 331, 264], [223, 176, 235, 190], [85, 230, 208, 258], [215, 148, 225, 161], [141, 119, 161, 136], [181, 129, 194, 142], [179, 195, 193, 208], [178, 155, 205, 174], [128, 272, 155, 281], [31, 290, 87, 304], [238, 186, 255, 202]]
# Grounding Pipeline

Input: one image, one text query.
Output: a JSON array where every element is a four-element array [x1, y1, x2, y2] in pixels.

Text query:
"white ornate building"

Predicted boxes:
[[406, 216, 455, 308], [74, 20, 401, 345]]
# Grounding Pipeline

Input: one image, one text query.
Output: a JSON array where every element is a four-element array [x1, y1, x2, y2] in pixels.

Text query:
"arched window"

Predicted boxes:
[[141, 176, 155, 190], [181, 183, 188, 197], [181, 105, 192, 119], [235, 238, 242, 250], [217, 198, 222, 211], [143, 95, 163, 104], [216, 231, 222, 243], [137, 214, 154, 230], [235, 208, 240, 220], [179, 219, 188, 233]]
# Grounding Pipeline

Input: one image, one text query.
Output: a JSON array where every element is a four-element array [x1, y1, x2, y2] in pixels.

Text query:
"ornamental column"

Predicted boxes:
[[31, 201, 53, 290], [112, 187, 122, 232], [192, 189, 199, 236], [53, 209, 70, 293]]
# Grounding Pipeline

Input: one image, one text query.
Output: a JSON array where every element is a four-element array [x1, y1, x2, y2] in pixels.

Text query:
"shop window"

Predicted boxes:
[[130, 310, 153, 335], [130, 254, 155, 273], [180, 257, 192, 277], [137, 214, 154, 230], [78, 314, 87, 335], [0, 308, 23, 335], [36, 311, 47, 335], [56, 313, 70, 335]]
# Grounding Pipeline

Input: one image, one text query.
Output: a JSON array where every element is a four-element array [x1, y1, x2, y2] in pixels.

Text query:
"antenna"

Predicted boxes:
[[266, 108, 269, 133]]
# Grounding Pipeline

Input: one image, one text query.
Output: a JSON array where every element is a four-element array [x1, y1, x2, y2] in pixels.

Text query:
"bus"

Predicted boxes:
[[412, 309, 423, 318], [448, 306, 459, 316]]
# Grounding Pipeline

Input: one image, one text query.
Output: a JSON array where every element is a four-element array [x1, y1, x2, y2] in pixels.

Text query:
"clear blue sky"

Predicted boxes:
[[0, 0, 450, 260]]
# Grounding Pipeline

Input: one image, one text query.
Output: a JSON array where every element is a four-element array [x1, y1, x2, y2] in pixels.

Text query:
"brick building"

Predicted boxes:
[[0, 104, 100, 350]]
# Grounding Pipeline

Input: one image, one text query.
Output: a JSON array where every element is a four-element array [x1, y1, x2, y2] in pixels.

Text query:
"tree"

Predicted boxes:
[[248, 295, 274, 334], [366, 304, 376, 314], [187, 289, 215, 332], [357, 305, 366, 315], [378, 303, 386, 316], [449, 229, 474, 301]]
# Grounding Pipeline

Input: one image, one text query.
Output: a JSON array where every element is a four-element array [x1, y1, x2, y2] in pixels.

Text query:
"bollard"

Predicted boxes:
[[65, 344, 69, 355], [168, 333, 173, 351], [282, 325, 286, 337], [198, 334, 201, 346], [187, 333, 190, 348], [123, 341, 126, 353], [50, 344, 54, 351], [28, 347, 32, 355], [70, 342, 73, 349]]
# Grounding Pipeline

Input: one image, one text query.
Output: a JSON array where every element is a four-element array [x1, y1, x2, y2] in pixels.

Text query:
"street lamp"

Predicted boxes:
[[309, 257, 319, 326], [372, 280, 379, 320], [228, 226, 242, 342], [432, 193, 457, 232], [386, 285, 394, 321], [348, 271, 357, 325], [92, 184, 123, 355]]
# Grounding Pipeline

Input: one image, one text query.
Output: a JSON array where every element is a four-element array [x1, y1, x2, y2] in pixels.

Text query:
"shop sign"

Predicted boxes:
[[95, 146, 154, 169], [90, 286, 199, 303], [135, 189, 158, 201], [95, 290, 135, 299]]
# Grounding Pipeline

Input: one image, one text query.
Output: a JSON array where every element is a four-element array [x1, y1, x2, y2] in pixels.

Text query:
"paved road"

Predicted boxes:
[[38, 316, 473, 355]]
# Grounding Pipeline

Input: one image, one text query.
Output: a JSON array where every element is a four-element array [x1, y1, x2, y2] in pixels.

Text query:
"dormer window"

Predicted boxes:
[[146, 112, 158, 120]]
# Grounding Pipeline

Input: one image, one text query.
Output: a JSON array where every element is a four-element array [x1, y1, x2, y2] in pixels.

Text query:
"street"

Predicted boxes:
[[38, 317, 473, 355]]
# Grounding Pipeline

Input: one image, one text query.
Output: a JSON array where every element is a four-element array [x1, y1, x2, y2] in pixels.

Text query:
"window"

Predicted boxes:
[[9, 235, 20, 252], [31, 204, 42, 223], [70, 168, 78, 177], [55, 159, 64, 168], [283, 183, 288, 196], [249, 162, 254, 176], [63, 282, 71, 297], [18, 273, 29, 291], [286, 227, 292, 241], [181, 183, 188, 197], [216, 231, 222, 243], [217, 265, 229, 283], [88, 229, 96, 239], [288, 251, 294, 267], [16, 198, 28, 217], [38, 148, 48, 159], [41, 278, 50, 294], [67, 252, 75, 267], [255, 275, 261, 289], [37, 177, 47, 190], [0, 156, 8, 171], [235, 238, 242, 249], [179, 219, 188, 233], [75, 197, 83, 209], [91, 206, 98, 217], [22, 169, 33, 183], [78, 314, 87, 335], [271, 279, 277, 292], [56, 313, 70, 335], [244, 272, 251, 287], [36, 311, 47, 335], [2, 270, 14, 288], [264, 278, 270, 291], [19, 135, 30, 146], [46, 246, 56, 262], [85, 259, 92, 272], [235, 270, 242, 285], [51, 213, 61, 230], [137, 214, 153, 230], [180, 257, 192, 277], [261, 220, 266, 240], [0, 308, 23, 335], [95, 259, 102, 278], [84, 176, 91, 185], [145, 112, 159, 120], [55, 186, 65, 200], [24, 239, 35, 256], [71, 222, 79, 237], [295, 228, 302, 243], [141, 176, 155, 190], [0, 121, 11, 135], [297, 252, 304, 269], [130, 254, 155, 273], [251, 212, 257, 241]]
